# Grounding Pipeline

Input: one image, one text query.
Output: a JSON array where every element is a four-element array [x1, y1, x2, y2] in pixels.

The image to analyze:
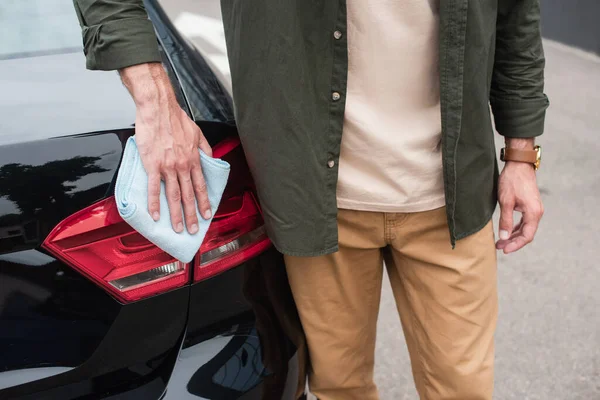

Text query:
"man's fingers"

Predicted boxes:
[[502, 208, 541, 254], [191, 163, 211, 220], [189, 123, 212, 218], [503, 223, 536, 254], [502, 234, 528, 254], [496, 219, 523, 250], [498, 199, 515, 241], [190, 119, 212, 157], [178, 169, 199, 234], [164, 172, 184, 233], [197, 131, 213, 158], [147, 171, 161, 221]]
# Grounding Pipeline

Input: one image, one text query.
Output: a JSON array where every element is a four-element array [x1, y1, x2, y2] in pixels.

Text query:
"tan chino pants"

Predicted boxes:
[[285, 207, 497, 400]]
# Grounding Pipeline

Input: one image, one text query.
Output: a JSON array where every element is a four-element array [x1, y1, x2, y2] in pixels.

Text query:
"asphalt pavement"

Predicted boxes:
[[159, 1, 600, 398]]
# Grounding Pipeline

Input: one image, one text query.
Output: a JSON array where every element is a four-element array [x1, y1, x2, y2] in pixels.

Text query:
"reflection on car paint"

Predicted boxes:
[[0, 367, 73, 390], [210, 328, 269, 392]]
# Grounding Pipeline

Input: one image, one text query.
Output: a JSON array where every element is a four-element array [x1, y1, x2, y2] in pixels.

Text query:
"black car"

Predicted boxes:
[[0, 1, 305, 399]]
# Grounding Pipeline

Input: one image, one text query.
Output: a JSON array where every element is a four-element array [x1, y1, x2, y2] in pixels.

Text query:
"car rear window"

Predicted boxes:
[[0, 0, 82, 60]]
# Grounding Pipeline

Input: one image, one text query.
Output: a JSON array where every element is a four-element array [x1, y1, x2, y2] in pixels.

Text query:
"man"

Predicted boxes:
[[73, 0, 548, 398]]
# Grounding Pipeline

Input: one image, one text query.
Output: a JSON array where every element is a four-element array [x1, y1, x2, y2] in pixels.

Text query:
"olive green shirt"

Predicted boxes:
[[74, 0, 549, 256]]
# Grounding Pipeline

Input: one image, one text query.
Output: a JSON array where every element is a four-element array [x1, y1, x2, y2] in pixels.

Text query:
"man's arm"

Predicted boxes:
[[73, 0, 213, 234], [491, 0, 549, 254]]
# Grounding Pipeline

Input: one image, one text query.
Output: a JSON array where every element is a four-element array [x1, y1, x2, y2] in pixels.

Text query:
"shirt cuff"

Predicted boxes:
[[82, 17, 162, 71], [490, 96, 550, 138]]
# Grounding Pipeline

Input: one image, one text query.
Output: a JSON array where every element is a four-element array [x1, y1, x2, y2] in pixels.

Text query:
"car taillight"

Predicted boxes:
[[42, 199, 189, 303], [195, 136, 272, 282], [42, 135, 271, 302], [195, 191, 271, 282]]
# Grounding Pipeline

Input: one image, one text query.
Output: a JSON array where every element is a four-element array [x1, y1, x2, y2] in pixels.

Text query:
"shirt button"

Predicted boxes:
[[327, 160, 335, 168], [332, 92, 341, 101], [333, 30, 343, 40]]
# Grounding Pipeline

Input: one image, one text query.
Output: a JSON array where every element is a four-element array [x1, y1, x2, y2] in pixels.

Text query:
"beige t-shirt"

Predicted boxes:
[[337, 0, 445, 212]]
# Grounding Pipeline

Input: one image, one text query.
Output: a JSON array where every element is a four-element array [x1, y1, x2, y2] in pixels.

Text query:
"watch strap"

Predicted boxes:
[[500, 147, 538, 164]]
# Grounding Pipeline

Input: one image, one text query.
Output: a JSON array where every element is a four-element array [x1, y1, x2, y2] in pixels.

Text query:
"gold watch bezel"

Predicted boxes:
[[534, 145, 541, 171]]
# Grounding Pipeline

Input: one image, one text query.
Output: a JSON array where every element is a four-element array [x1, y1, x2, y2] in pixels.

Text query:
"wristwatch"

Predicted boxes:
[[500, 145, 542, 171]]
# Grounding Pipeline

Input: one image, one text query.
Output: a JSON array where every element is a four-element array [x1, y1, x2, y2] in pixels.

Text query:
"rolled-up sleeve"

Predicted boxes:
[[490, 0, 550, 138], [73, 0, 161, 70]]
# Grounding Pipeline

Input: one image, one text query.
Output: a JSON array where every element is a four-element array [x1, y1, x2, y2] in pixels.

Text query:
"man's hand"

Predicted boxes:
[[496, 138, 544, 254], [120, 63, 213, 234]]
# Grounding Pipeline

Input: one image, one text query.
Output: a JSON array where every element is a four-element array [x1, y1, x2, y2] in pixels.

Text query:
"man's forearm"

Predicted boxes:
[[119, 63, 176, 110], [505, 137, 535, 150]]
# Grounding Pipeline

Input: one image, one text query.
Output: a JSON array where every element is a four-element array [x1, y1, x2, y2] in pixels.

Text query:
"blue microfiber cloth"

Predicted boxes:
[[115, 136, 230, 263]]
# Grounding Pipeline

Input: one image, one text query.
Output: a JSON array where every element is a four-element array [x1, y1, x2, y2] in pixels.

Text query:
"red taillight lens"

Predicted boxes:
[[42, 135, 271, 300], [42, 199, 189, 303], [194, 191, 271, 282], [194, 136, 272, 282]]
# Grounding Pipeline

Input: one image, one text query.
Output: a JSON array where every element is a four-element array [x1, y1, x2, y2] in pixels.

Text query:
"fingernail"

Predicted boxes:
[[190, 223, 198, 234], [204, 210, 212, 219], [499, 230, 510, 240], [152, 212, 160, 221], [176, 222, 184, 232]]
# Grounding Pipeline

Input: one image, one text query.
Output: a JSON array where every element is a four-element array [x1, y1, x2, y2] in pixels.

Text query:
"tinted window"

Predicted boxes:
[[0, 0, 82, 59]]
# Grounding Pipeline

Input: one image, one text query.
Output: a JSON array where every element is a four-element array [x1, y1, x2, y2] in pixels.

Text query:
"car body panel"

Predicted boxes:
[[0, 52, 135, 147]]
